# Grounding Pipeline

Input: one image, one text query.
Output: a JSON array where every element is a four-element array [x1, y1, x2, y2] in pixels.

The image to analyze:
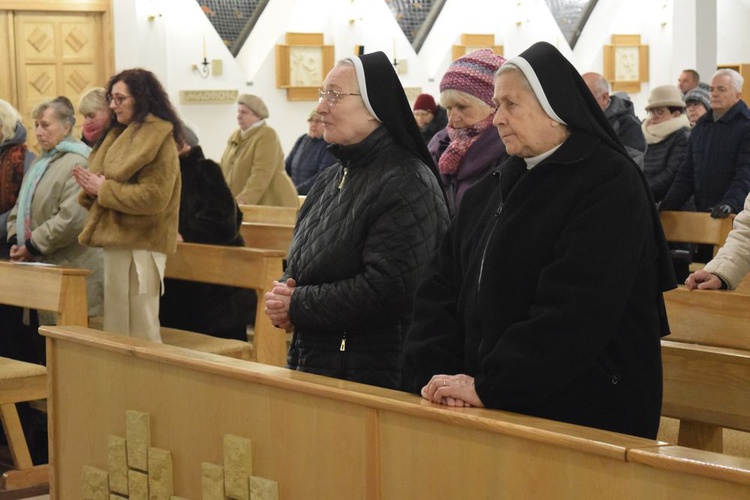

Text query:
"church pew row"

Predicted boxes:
[[662, 286, 750, 452], [660, 210, 735, 257], [240, 222, 294, 256], [41, 325, 750, 498], [0, 261, 90, 490], [163, 242, 287, 367], [238, 204, 298, 225]]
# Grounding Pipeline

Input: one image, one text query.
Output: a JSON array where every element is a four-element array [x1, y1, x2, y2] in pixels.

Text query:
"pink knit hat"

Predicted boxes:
[[440, 49, 507, 107]]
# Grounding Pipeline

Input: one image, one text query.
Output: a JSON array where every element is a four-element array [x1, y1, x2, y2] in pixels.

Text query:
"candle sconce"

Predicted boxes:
[[195, 57, 210, 79]]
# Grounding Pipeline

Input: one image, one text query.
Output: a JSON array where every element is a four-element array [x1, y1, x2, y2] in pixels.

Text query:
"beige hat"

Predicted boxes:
[[645, 85, 685, 110], [237, 94, 269, 119]]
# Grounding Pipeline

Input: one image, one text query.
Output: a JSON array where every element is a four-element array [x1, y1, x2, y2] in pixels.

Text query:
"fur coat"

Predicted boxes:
[[78, 114, 181, 254]]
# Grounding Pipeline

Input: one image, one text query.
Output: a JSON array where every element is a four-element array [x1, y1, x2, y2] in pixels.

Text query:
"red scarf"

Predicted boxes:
[[438, 114, 495, 175], [0, 144, 26, 213]]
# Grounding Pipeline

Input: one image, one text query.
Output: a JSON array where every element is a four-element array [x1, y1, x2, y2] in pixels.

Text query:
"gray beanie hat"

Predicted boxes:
[[237, 94, 269, 119], [684, 87, 711, 110]]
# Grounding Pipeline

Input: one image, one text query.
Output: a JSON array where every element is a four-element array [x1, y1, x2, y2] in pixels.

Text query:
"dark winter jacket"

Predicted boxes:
[[642, 127, 690, 202], [605, 95, 647, 167], [428, 126, 508, 217], [419, 106, 448, 144], [404, 130, 670, 439], [159, 146, 254, 340], [284, 134, 336, 195], [0, 122, 35, 243], [663, 100, 750, 212], [283, 126, 450, 390]]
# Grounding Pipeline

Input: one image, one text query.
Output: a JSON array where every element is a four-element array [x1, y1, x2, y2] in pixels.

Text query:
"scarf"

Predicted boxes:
[[15, 137, 91, 246], [641, 114, 690, 145], [438, 114, 495, 175]]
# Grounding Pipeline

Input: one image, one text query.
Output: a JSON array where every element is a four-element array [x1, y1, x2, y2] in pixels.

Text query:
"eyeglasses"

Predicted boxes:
[[318, 89, 361, 107], [108, 95, 132, 106]]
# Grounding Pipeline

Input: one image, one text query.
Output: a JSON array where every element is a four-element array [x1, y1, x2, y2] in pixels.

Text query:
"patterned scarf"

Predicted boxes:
[[0, 144, 26, 213], [438, 114, 495, 175], [15, 137, 91, 246]]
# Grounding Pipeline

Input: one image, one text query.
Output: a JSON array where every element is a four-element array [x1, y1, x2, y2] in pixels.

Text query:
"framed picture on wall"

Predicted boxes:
[[276, 33, 334, 101], [603, 34, 649, 94]]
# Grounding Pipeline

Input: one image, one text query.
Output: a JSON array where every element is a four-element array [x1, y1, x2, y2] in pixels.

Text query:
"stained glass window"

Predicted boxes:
[[544, 0, 599, 49], [196, 0, 269, 56], [385, 0, 447, 52]]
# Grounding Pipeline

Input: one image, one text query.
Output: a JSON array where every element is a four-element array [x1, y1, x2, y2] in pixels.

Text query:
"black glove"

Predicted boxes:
[[710, 204, 733, 219]]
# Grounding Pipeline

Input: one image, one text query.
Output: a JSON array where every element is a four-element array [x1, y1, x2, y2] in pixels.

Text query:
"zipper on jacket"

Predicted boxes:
[[338, 167, 348, 190]]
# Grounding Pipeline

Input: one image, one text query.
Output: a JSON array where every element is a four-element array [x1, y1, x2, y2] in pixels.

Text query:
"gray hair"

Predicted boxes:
[[0, 100, 21, 143], [712, 68, 744, 93], [32, 96, 76, 128], [439, 88, 493, 113], [78, 87, 107, 115]]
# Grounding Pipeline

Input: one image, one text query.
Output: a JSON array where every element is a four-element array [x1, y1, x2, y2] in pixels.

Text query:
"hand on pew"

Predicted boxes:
[[264, 278, 296, 331], [9, 244, 35, 263], [421, 374, 484, 408], [684, 269, 723, 290]]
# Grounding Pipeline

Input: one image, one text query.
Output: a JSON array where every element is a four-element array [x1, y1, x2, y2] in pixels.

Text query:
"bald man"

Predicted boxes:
[[583, 72, 647, 167]]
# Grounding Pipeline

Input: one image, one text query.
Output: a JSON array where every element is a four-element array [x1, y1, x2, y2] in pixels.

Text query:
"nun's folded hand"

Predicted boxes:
[[263, 278, 296, 331]]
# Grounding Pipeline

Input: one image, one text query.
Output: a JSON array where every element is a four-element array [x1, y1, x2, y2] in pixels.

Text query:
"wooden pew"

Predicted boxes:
[[0, 261, 89, 490], [662, 286, 750, 452], [42, 325, 750, 498], [660, 210, 735, 257], [164, 242, 287, 366], [239, 204, 298, 225], [240, 222, 294, 255]]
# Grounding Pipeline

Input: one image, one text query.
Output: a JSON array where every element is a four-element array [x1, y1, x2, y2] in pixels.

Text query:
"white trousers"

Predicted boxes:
[[103, 248, 166, 342]]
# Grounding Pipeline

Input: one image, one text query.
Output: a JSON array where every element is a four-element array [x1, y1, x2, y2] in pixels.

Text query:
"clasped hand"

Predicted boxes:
[[263, 278, 296, 331], [72, 165, 105, 197], [421, 374, 484, 408]]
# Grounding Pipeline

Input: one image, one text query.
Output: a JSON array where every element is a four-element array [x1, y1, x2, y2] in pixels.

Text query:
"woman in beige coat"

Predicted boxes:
[[7, 96, 104, 321], [220, 94, 297, 207]]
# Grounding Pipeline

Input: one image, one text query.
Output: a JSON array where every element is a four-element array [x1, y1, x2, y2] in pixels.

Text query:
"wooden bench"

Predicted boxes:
[[239, 204, 298, 225], [163, 242, 287, 366], [662, 286, 750, 452], [0, 261, 90, 490], [660, 210, 735, 257], [240, 222, 294, 256], [41, 324, 750, 498]]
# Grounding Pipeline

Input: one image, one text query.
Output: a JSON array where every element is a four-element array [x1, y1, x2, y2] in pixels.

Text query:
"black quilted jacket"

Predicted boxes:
[[284, 127, 450, 390]]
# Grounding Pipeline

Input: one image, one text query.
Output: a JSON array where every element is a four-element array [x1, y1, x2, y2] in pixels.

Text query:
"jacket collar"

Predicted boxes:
[[328, 126, 391, 169], [710, 99, 748, 124]]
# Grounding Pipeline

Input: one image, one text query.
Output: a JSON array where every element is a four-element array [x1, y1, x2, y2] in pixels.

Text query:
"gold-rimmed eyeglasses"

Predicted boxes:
[[318, 89, 361, 107]]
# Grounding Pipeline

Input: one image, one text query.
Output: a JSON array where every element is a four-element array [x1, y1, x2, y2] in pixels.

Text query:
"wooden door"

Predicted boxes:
[[14, 11, 108, 149]]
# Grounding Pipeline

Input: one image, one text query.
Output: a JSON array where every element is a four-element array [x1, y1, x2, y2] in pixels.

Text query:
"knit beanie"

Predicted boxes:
[[413, 93, 438, 114], [440, 49, 507, 107], [237, 94, 269, 119], [684, 87, 711, 110]]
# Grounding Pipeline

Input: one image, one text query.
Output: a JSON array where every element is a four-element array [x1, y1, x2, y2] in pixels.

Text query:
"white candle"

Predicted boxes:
[[393, 39, 396, 60], [202, 35, 207, 60]]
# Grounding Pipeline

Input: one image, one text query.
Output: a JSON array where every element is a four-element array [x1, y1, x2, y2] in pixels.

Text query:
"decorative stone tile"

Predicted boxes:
[[107, 435, 128, 495], [249, 476, 279, 500], [82, 465, 109, 500], [224, 434, 252, 499], [126, 410, 151, 472], [202, 462, 225, 500], [128, 469, 149, 500], [148, 447, 174, 499]]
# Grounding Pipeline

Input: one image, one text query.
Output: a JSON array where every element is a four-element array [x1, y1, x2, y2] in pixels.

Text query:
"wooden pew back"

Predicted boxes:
[[660, 210, 735, 256], [239, 204, 298, 225], [164, 242, 287, 366], [240, 222, 294, 255], [43, 325, 750, 499]]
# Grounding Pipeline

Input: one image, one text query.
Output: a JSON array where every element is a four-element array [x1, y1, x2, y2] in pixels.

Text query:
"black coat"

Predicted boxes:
[[642, 127, 690, 203], [403, 131, 668, 439], [159, 147, 255, 340], [284, 127, 450, 390], [664, 100, 750, 212]]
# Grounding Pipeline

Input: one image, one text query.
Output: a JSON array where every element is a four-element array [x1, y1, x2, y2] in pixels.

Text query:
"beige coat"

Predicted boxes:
[[704, 192, 750, 288], [78, 115, 181, 255], [7, 146, 104, 317], [220, 123, 298, 207]]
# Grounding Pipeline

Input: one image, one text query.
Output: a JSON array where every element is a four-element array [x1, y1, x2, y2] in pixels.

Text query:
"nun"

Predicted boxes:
[[403, 42, 676, 439], [263, 51, 450, 390]]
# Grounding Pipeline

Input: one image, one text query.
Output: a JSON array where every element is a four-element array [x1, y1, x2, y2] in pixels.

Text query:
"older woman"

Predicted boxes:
[[684, 87, 711, 126], [284, 109, 335, 195], [264, 52, 450, 390], [220, 94, 297, 206], [78, 87, 112, 146], [0, 100, 34, 247], [7, 96, 103, 321], [428, 49, 508, 217], [403, 42, 675, 439], [641, 85, 691, 202], [74, 69, 182, 342]]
